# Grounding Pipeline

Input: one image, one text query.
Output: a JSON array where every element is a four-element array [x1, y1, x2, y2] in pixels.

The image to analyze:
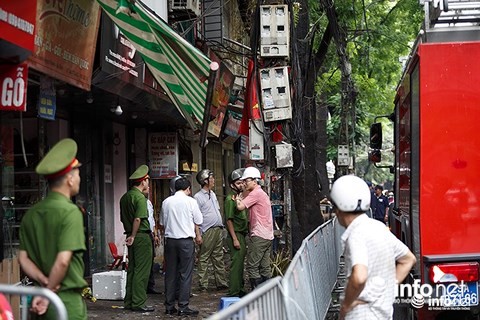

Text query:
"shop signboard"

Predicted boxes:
[[149, 133, 178, 179], [37, 77, 56, 120], [208, 50, 235, 137], [0, 63, 28, 112], [99, 14, 145, 88], [28, 0, 101, 90], [222, 110, 242, 144], [0, 0, 37, 54]]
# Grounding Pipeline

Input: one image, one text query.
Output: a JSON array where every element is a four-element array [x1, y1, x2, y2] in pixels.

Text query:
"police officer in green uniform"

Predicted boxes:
[[120, 165, 154, 312], [18, 138, 88, 320], [225, 168, 249, 297]]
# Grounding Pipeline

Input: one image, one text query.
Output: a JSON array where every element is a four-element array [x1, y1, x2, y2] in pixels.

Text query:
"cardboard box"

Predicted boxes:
[[92, 271, 126, 300]]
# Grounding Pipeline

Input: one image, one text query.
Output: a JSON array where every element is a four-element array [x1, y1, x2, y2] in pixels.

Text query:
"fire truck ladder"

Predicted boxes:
[[423, 0, 480, 29]]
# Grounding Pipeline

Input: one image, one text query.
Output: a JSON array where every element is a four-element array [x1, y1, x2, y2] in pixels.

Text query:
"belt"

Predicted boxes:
[[123, 230, 151, 235]]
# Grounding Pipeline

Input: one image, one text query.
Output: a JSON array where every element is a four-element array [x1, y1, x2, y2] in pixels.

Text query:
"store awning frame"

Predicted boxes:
[[96, 0, 211, 130]]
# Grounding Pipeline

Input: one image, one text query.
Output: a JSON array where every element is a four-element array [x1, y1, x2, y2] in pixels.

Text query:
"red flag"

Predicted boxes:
[[271, 123, 283, 142], [238, 100, 250, 136], [238, 59, 260, 136]]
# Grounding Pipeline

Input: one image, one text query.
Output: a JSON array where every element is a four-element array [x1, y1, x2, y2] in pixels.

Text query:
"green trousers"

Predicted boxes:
[[124, 233, 153, 309], [34, 289, 86, 320], [246, 236, 272, 279], [226, 232, 247, 296], [197, 227, 228, 288]]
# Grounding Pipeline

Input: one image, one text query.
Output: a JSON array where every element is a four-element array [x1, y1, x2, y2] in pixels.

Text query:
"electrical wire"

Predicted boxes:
[[288, 1, 306, 177], [179, 0, 233, 36], [19, 112, 28, 167]]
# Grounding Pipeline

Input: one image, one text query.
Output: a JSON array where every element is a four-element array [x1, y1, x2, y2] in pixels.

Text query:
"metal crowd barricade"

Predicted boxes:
[[0, 284, 67, 320], [283, 219, 341, 319], [209, 277, 286, 320], [207, 218, 344, 320]]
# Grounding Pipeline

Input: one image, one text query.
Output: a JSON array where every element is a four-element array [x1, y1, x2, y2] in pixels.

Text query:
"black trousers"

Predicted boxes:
[[164, 238, 195, 310], [148, 233, 155, 290]]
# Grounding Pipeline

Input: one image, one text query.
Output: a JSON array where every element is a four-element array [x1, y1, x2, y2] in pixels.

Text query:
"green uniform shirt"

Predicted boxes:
[[120, 187, 150, 234], [225, 191, 248, 233], [19, 192, 87, 290]]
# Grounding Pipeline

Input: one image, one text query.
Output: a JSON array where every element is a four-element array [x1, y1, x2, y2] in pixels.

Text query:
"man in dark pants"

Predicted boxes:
[[372, 185, 389, 224], [120, 165, 154, 312], [18, 138, 88, 319], [161, 178, 203, 316], [145, 195, 160, 294]]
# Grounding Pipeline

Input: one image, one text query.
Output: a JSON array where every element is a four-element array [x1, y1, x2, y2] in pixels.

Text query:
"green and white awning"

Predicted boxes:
[[97, 0, 211, 129]]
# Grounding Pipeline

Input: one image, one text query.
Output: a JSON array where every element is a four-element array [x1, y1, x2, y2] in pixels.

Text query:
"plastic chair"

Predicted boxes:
[[108, 242, 125, 270]]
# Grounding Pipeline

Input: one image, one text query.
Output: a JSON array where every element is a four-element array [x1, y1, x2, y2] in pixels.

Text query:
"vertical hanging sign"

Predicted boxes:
[[37, 76, 56, 120], [0, 63, 28, 112]]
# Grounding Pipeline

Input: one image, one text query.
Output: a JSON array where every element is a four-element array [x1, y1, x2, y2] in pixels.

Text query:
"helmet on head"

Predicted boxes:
[[228, 168, 245, 184], [196, 169, 213, 186], [241, 167, 261, 180], [330, 175, 370, 213], [228, 168, 245, 185], [169, 175, 183, 195]]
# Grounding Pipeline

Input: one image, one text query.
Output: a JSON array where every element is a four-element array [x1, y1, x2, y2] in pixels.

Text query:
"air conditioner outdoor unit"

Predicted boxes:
[[169, 0, 201, 17]]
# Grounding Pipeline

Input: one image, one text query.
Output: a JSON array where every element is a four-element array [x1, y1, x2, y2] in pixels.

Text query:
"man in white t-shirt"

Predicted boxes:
[[330, 175, 416, 320]]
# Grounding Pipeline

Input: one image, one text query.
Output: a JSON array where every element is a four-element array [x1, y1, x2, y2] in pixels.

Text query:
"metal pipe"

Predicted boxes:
[[0, 284, 68, 320]]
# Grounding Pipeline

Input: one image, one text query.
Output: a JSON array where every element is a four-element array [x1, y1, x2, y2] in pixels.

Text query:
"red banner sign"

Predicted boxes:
[[0, 0, 37, 51], [0, 64, 28, 112]]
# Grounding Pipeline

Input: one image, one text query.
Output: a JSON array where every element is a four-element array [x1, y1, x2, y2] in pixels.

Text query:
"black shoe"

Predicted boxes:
[[147, 288, 161, 294], [132, 306, 155, 312], [178, 307, 199, 316], [227, 290, 246, 297], [165, 307, 178, 315]]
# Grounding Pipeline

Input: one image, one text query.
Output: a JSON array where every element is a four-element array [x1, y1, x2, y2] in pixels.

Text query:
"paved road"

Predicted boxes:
[[86, 272, 232, 319]]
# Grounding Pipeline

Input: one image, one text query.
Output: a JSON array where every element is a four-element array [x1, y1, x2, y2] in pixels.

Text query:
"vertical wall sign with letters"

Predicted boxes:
[[0, 63, 28, 112]]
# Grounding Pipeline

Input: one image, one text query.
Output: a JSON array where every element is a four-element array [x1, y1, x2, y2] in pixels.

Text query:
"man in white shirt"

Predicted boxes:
[[160, 177, 203, 316], [330, 175, 416, 320], [146, 198, 160, 294]]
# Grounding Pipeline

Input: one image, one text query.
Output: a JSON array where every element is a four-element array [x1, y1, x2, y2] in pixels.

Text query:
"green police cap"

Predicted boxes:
[[129, 165, 149, 182], [35, 138, 81, 179]]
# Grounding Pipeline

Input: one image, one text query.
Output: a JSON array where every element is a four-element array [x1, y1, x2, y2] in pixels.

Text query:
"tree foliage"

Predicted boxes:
[[313, 0, 423, 184], [285, 0, 423, 251]]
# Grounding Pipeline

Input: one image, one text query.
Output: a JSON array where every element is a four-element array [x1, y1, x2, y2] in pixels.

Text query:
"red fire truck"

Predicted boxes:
[[370, 1, 480, 319]]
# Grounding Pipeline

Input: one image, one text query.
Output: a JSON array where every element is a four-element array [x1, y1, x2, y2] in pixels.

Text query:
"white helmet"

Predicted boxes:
[[330, 175, 370, 213], [241, 167, 261, 180]]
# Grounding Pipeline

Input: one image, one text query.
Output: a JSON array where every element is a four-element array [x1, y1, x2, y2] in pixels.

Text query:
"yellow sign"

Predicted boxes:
[[181, 162, 198, 172]]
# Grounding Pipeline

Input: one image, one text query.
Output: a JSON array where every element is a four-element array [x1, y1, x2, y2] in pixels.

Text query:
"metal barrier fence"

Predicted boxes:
[[0, 284, 67, 320], [208, 218, 344, 320]]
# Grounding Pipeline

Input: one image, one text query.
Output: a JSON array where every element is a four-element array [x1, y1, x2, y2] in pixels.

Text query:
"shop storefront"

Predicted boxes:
[[1, 0, 241, 275]]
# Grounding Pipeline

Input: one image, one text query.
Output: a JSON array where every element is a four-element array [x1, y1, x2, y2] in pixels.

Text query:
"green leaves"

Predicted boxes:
[[313, 0, 422, 181]]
